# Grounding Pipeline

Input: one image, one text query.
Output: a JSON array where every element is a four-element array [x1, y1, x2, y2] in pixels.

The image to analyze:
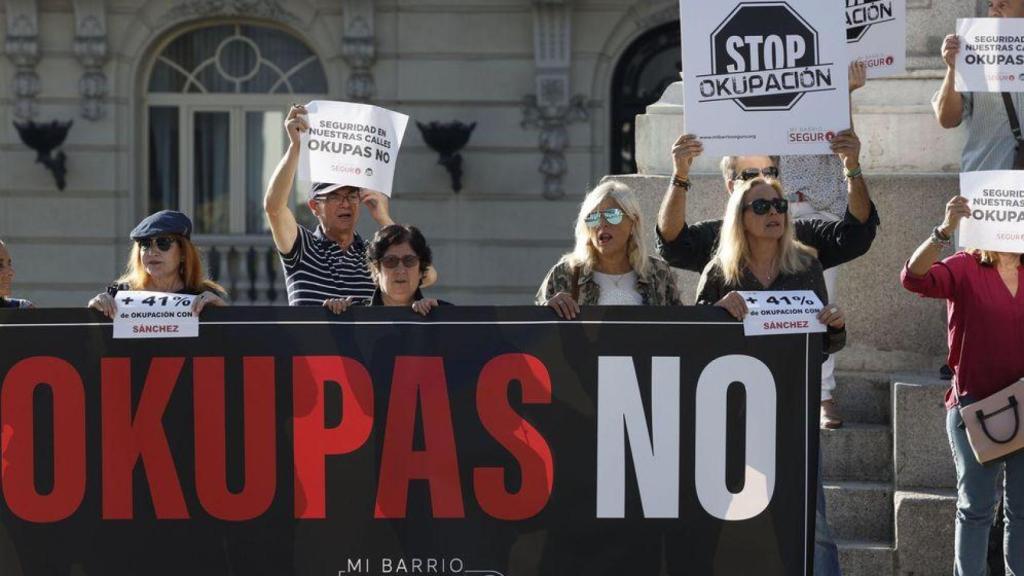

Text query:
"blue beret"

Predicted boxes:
[[130, 210, 192, 240]]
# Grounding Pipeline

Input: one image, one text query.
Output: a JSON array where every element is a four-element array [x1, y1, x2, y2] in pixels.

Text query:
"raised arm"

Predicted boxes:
[[907, 196, 969, 277], [829, 129, 870, 224], [933, 34, 964, 129], [263, 105, 307, 254], [657, 134, 703, 242]]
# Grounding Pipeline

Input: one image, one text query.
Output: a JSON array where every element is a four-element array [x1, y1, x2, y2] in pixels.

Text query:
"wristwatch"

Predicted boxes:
[[930, 226, 952, 248], [671, 175, 691, 190]]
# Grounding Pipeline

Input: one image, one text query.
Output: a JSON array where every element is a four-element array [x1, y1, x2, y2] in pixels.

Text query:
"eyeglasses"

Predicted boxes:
[[137, 237, 177, 251], [317, 191, 360, 205], [584, 208, 626, 228], [744, 198, 789, 215], [380, 254, 420, 269], [735, 166, 780, 181]]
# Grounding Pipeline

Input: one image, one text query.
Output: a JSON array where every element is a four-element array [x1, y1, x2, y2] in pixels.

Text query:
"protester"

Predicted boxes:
[[777, 61, 868, 427], [323, 224, 444, 315], [659, 129, 875, 429], [264, 104, 394, 306], [933, 0, 1024, 171], [901, 195, 1024, 575], [538, 181, 682, 317], [694, 176, 847, 576], [0, 239, 33, 308], [87, 210, 227, 316]]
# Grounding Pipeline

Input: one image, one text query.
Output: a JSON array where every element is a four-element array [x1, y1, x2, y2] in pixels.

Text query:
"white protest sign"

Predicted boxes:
[[955, 18, 1024, 92], [958, 171, 1024, 252], [298, 100, 410, 196], [679, 0, 850, 156], [846, 0, 906, 78], [112, 291, 199, 339], [738, 291, 827, 337]]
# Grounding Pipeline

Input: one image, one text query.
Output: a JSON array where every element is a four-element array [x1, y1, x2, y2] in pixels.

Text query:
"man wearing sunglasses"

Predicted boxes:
[[264, 104, 396, 306]]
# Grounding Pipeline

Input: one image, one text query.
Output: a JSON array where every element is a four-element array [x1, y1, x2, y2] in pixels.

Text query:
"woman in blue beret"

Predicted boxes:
[[87, 210, 228, 317], [0, 239, 33, 308]]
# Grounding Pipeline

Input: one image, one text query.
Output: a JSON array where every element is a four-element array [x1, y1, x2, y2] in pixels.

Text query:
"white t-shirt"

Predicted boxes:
[[593, 271, 643, 305]]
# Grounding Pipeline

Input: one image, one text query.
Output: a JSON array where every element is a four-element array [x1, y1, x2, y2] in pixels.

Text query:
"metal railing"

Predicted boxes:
[[195, 235, 287, 305]]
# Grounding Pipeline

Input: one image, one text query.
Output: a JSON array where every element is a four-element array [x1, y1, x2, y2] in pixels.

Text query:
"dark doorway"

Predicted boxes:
[[610, 21, 681, 175]]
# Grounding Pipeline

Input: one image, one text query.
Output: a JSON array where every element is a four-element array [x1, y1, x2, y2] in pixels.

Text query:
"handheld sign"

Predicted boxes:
[[739, 290, 827, 337], [847, 0, 906, 78], [112, 291, 199, 339], [298, 100, 410, 196], [958, 170, 1024, 253], [955, 18, 1024, 93], [679, 0, 850, 155]]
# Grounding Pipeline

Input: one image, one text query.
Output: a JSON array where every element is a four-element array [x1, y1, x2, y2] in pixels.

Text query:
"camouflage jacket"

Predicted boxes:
[[536, 256, 682, 306]]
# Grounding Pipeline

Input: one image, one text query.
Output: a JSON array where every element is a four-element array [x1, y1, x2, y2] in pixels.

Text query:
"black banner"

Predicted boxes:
[[0, 307, 820, 576]]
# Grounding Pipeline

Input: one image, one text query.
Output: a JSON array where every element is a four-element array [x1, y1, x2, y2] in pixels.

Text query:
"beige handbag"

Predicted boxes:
[[960, 379, 1024, 464]]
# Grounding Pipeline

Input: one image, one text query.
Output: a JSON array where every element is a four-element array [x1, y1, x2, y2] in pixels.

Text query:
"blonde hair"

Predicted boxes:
[[712, 177, 816, 285], [563, 181, 650, 278], [117, 235, 225, 294], [969, 249, 1023, 267]]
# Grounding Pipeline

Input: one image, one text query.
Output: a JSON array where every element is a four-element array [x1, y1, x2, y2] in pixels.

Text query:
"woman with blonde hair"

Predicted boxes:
[[537, 181, 681, 318], [696, 176, 847, 576], [87, 210, 228, 317], [901, 196, 1024, 574]]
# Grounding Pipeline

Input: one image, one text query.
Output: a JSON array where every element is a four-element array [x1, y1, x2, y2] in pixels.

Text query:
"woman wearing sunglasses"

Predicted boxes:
[[537, 181, 681, 318], [696, 176, 847, 576], [323, 224, 445, 315], [87, 210, 228, 317], [0, 239, 33, 308]]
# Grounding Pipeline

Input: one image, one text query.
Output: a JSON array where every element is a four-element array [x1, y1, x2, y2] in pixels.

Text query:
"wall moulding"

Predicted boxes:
[[5, 0, 41, 119]]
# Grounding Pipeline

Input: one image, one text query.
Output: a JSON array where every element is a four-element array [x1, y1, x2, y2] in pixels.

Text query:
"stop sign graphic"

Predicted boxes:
[[710, 2, 820, 111]]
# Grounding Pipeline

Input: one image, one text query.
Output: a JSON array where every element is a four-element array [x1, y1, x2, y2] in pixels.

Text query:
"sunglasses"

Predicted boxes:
[[317, 191, 360, 205], [735, 166, 780, 181], [380, 254, 420, 269], [584, 208, 626, 228], [137, 237, 177, 251], [744, 198, 789, 215]]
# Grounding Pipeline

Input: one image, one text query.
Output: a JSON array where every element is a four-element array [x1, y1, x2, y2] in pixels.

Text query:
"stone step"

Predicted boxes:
[[821, 424, 892, 483], [894, 489, 957, 576], [893, 374, 957, 490], [832, 373, 891, 425], [836, 539, 895, 576], [823, 481, 894, 542]]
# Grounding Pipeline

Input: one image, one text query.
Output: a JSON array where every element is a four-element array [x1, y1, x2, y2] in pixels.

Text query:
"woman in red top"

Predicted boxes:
[[901, 195, 1024, 576]]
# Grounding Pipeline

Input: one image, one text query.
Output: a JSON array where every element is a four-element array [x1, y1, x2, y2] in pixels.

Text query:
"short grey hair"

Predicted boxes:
[[719, 155, 781, 183]]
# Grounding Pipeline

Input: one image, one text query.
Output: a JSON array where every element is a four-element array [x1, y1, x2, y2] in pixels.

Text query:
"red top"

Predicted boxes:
[[901, 251, 1024, 409]]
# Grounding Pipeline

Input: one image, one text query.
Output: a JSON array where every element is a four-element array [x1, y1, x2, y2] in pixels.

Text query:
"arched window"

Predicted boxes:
[[146, 23, 328, 236], [610, 22, 681, 175]]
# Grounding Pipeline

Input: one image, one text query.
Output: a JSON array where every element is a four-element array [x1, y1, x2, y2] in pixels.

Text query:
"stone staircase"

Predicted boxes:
[[824, 372, 958, 575]]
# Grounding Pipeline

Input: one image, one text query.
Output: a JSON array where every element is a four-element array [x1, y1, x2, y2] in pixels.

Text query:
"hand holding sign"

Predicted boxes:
[[285, 104, 310, 149]]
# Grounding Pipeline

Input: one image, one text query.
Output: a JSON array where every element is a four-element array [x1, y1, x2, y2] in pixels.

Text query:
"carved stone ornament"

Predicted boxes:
[[342, 0, 376, 101], [74, 0, 109, 120], [5, 0, 40, 119], [523, 0, 585, 199], [166, 0, 298, 25], [521, 94, 590, 200]]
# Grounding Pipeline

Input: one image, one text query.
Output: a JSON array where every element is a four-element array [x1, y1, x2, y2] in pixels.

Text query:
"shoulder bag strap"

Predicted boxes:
[[1003, 92, 1024, 144], [571, 265, 581, 302]]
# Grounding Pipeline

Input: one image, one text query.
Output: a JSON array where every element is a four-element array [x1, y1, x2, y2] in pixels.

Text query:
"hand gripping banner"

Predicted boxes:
[[0, 307, 820, 576]]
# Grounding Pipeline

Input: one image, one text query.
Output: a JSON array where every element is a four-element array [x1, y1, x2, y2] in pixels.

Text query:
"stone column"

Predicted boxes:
[[342, 0, 376, 102], [74, 0, 109, 121]]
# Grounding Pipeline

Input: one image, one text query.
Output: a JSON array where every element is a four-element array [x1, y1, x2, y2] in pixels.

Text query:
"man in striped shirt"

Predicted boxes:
[[264, 104, 395, 306]]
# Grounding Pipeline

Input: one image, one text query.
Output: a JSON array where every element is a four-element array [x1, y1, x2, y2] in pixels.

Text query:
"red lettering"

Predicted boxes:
[[375, 357, 463, 519], [101, 357, 188, 519], [474, 354, 554, 520], [194, 357, 276, 520], [1, 357, 86, 522], [292, 356, 374, 519]]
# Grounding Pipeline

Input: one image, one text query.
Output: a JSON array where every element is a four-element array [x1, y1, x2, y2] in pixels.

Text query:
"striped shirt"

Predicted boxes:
[[280, 225, 375, 306]]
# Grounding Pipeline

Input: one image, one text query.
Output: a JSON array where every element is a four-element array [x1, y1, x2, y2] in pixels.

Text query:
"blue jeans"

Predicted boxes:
[[947, 408, 1024, 575], [815, 452, 842, 576]]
